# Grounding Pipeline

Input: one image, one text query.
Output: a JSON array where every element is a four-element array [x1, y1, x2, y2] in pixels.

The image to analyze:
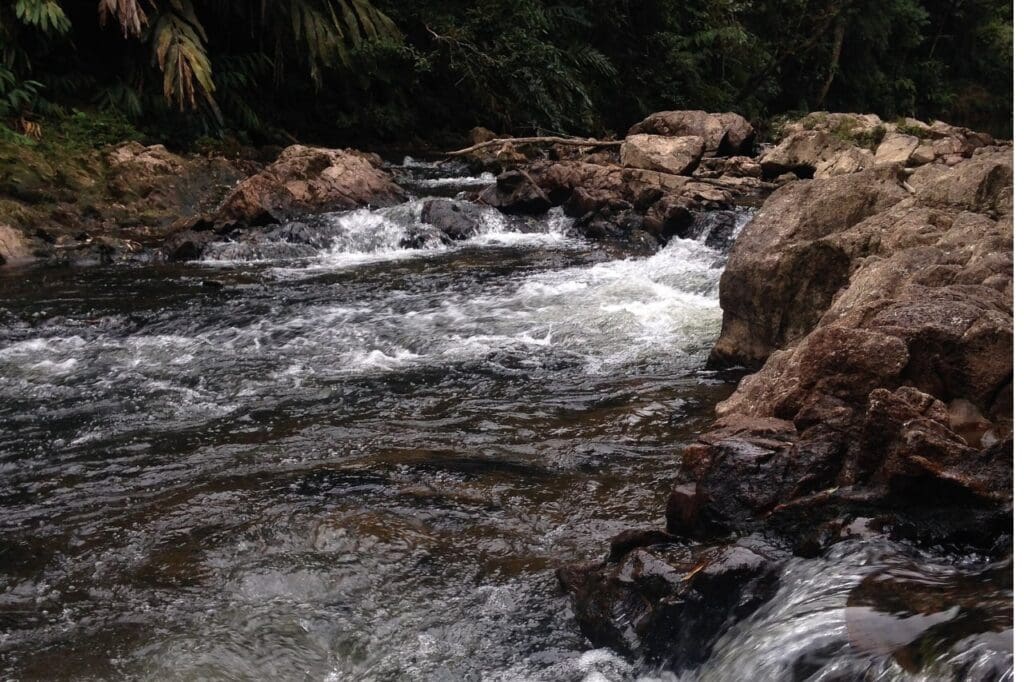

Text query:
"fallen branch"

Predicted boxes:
[[447, 136, 622, 157]]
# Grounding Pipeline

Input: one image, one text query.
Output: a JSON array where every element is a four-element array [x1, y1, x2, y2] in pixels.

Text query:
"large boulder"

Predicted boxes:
[[759, 130, 874, 179], [700, 149, 1013, 524], [629, 111, 755, 156], [711, 165, 908, 367], [620, 134, 704, 175], [214, 145, 405, 226]]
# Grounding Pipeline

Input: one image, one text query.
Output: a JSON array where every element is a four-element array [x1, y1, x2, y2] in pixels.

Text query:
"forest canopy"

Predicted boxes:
[[0, 0, 1012, 146]]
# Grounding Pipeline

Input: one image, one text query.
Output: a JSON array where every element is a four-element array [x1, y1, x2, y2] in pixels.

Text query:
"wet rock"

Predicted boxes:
[[214, 145, 405, 226], [620, 134, 704, 175], [420, 198, 485, 240], [479, 170, 551, 214], [845, 558, 1012, 674], [163, 229, 214, 262], [558, 536, 785, 667], [629, 110, 755, 156]]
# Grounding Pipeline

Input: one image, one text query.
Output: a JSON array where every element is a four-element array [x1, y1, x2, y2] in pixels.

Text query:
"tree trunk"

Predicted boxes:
[[816, 19, 846, 108]]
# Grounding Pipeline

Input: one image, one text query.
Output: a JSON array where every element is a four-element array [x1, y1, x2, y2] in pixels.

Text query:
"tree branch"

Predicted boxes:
[[447, 136, 621, 157]]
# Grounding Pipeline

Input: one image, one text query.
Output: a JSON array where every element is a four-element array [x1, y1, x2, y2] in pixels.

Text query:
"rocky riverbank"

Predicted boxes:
[[553, 113, 1013, 677]]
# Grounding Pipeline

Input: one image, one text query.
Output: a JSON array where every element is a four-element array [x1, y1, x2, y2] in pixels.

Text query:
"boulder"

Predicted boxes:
[[874, 133, 921, 165], [478, 170, 551, 214], [420, 198, 485, 240], [214, 145, 405, 226], [780, 112, 884, 139], [629, 110, 755, 156], [711, 165, 908, 367], [620, 134, 704, 175], [760, 130, 868, 179]]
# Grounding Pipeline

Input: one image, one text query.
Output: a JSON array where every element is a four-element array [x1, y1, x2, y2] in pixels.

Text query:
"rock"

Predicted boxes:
[[711, 165, 908, 367], [694, 150, 1012, 533], [781, 112, 884, 139], [909, 143, 936, 166], [816, 146, 876, 178], [162, 229, 214, 262], [629, 111, 755, 156], [620, 134, 704, 175], [0, 224, 35, 266], [468, 126, 498, 145], [874, 133, 921, 165], [420, 198, 484, 240], [478, 170, 552, 214], [760, 130, 870, 179], [558, 536, 785, 667], [214, 145, 405, 226]]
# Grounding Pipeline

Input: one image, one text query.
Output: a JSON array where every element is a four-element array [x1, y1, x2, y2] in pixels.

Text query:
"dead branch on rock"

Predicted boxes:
[[447, 136, 622, 157]]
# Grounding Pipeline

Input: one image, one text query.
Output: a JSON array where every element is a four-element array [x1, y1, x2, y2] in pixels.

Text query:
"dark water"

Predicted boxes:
[[0, 160, 1011, 681]]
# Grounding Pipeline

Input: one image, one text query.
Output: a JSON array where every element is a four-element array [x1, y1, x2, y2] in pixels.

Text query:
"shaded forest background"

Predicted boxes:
[[0, 0, 1012, 150]]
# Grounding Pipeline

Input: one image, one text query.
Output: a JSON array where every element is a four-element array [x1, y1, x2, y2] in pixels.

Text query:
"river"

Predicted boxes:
[[0, 160, 1010, 681]]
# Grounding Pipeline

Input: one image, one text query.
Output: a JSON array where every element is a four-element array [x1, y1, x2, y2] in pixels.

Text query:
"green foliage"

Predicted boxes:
[[0, 0, 1013, 144]]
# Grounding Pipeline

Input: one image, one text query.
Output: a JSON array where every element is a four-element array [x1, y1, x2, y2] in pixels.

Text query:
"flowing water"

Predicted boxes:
[[0, 160, 1011, 681]]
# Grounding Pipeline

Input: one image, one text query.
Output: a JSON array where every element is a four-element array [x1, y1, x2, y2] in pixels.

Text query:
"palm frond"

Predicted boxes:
[[98, 0, 149, 37]]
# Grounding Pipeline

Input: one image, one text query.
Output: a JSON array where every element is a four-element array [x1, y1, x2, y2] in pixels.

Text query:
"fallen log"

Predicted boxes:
[[447, 136, 621, 157]]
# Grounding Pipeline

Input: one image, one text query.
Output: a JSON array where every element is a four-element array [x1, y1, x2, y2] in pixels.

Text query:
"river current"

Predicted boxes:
[[0, 160, 1011, 680]]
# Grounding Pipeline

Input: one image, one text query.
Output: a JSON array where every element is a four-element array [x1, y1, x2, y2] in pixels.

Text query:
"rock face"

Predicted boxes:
[[560, 138, 1013, 673], [629, 111, 755, 156], [620, 134, 704, 175], [215, 145, 405, 226]]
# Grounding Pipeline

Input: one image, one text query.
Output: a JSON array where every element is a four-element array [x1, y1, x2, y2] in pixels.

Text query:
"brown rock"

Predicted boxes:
[[214, 145, 405, 226], [874, 132, 920, 166], [620, 134, 704, 175], [711, 165, 908, 367], [629, 110, 754, 156], [0, 224, 34, 266]]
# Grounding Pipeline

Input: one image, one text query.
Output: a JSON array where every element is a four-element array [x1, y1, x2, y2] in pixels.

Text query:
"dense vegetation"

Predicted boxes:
[[0, 0, 1012, 148]]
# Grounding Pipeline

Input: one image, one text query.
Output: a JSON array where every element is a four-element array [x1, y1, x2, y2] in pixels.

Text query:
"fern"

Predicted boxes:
[[13, 0, 71, 34]]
